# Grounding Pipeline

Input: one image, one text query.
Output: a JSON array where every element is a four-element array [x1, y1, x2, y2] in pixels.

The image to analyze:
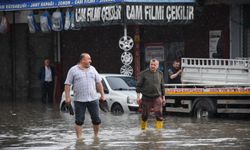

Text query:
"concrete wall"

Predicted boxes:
[[243, 4, 250, 57], [15, 24, 29, 99], [230, 4, 243, 58], [0, 30, 11, 100]]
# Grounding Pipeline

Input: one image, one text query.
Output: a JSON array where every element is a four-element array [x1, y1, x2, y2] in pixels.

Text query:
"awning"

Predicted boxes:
[[0, 0, 195, 11], [124, 0, 194, 2], [0, 0, 195, 26]]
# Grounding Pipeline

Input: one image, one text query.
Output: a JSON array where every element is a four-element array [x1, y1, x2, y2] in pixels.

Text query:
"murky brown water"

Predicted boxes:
[[1, 101, 250, 150]]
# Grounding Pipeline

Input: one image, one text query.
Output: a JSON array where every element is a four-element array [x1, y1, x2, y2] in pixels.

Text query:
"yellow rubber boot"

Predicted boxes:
[[155, 120, 164, 129], [140, 120, 148, 130]]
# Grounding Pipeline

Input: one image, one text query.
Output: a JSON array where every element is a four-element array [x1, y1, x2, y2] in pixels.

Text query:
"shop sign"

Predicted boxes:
[[0, 0, 194, 11], [145, 45, 165, 62], [75, 4, 123, 26], [75, 3, 194, 26], [0, 0, 72, 11], [125, 4, 194, 25], [124, 0, 194, 2], [0, 0, 123, 11]]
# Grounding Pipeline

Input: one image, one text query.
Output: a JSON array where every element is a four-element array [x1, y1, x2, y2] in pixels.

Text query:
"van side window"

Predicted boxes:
[[102, 79, 109, 94]]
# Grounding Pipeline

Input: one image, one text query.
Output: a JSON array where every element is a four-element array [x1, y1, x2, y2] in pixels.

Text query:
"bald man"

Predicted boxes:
[[64, 53, 105, 139]]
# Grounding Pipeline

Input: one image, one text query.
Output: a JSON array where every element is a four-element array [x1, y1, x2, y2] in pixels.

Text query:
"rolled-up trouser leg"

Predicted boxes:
[[74, 101, 87, 126], [141, 100, 151, 122], [87, 100, 101, 125], [154, 97, 163, 121]]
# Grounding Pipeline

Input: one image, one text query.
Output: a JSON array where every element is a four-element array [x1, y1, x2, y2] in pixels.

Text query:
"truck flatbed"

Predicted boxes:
[[164, 58, 250, 118]]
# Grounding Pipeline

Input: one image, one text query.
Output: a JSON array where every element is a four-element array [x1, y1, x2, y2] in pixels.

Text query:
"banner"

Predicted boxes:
[[75, 3, 194, 26]]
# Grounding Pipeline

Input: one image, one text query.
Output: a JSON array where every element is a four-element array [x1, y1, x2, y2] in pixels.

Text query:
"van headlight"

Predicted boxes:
[[127, 96, 134, 104]]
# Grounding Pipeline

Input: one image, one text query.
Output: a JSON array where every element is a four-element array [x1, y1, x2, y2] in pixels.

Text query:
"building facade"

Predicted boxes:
[[0, 0, 249, 101]]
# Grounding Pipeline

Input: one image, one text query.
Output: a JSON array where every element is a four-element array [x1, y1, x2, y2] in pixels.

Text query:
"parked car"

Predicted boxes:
[[60, 74, 139, 114]]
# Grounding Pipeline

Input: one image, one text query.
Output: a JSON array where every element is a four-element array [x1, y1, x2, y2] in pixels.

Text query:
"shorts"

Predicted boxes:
[[74, 100, 101, 125]]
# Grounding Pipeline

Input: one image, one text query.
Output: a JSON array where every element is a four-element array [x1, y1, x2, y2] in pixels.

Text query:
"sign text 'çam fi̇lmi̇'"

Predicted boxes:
[[75, 4, 194, 26], [126, 5, 194, 22]]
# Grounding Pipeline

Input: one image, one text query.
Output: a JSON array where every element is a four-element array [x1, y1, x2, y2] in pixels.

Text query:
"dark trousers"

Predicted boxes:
[[41, 81, 54, 103], [141, 96, 163, 122]]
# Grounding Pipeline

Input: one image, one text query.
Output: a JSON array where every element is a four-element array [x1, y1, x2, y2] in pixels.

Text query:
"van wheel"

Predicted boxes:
[[111, 103, 124, 114], [194, 98, 216, 119]]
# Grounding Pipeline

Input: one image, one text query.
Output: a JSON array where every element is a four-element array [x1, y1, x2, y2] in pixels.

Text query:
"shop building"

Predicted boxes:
[[0, 0, 249, 102]]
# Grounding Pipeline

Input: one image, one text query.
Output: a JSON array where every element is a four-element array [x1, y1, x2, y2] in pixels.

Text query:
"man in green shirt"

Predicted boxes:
[[136, 59, 165, 130]]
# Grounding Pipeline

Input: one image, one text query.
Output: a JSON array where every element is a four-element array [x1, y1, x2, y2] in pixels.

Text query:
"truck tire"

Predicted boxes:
[[193, 98, 216, 119]]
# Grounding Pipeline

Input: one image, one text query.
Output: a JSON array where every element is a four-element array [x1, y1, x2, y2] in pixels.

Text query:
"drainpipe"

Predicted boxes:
[[57, 32, 61, 63], [134, 25, 140, 79], [54, 32, 62, 103]]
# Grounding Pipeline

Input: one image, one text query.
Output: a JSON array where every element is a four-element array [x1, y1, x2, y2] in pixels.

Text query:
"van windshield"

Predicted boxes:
[[106, 76, 137, 91]]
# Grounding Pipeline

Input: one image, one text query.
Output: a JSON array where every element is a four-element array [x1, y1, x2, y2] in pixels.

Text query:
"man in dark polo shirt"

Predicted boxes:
[[136, 59, 165, 130], [167, 60, 182, 84]]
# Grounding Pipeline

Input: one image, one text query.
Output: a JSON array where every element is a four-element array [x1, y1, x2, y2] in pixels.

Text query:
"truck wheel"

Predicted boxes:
[[194, 98, 216, 119], [111, 103, 124, 114]]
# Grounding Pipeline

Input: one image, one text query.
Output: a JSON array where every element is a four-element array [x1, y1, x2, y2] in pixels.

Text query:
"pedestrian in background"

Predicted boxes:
[[64, 53, 105, 139], [136, 59, 165, 130], [39, 58, 55, 104]]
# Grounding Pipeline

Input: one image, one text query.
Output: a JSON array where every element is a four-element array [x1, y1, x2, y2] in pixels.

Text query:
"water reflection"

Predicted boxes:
[[0, 101, 250, 149]]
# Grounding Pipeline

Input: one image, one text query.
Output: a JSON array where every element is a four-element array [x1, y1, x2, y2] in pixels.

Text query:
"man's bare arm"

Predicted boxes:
[[65, 84, 71, 103], [170, 70, 182, 79], [96, 82, 105, 100]]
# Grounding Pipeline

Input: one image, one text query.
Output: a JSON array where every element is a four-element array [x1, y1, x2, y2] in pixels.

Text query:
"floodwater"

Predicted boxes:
[[0, 101, 250, 150]]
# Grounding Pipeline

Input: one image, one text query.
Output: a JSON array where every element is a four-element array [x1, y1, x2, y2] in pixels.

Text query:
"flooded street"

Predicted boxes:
[[1, 101, 250, 150]]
